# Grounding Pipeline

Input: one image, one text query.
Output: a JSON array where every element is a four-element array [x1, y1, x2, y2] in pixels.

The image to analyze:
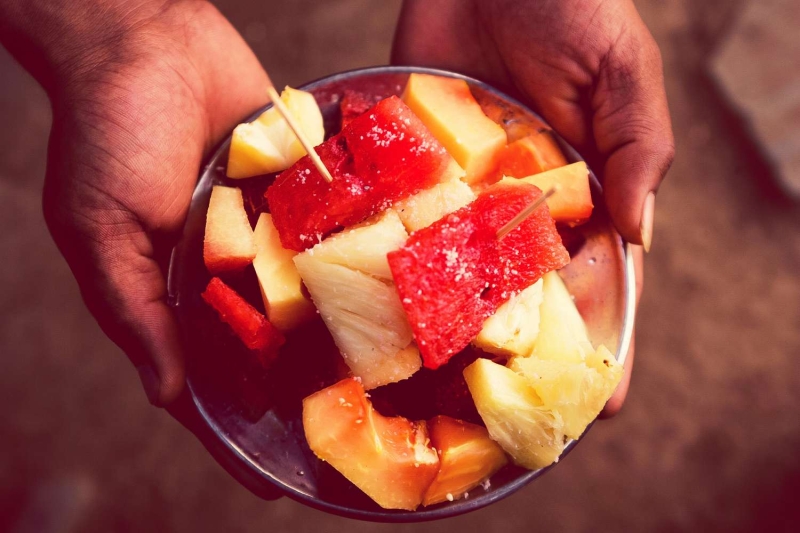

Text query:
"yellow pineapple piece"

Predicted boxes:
[[509, 345, 623, 440], [304, 210, 407, 280], [532, 271, 594, 363], [474, 279, 543, 358], [252, 213, 316, 331], [393, 179, 476, 233], [227, 87, 324, 178], [463, 358, 566, 469], [293, 212, 420, 388]]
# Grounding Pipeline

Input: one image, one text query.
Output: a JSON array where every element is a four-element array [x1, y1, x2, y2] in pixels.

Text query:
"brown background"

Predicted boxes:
[[1, 0, 799, 531]]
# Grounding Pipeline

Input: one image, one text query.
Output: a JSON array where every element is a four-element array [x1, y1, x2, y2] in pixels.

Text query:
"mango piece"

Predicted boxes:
[[498, 132, 568, 177], [402, 73, 507, 184], [303, 378, 439, 510], [515, 162, 593, 225], [423, 416, 507, 506]]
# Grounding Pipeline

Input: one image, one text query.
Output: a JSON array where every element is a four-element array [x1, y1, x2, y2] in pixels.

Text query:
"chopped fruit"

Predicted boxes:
[[302, 210, 409, 281], [203, 186, 257, 274], [509, 344, 623, 439], [340, 89, 382, 129], [267, 96, 456, 251], [402, 73, 507, 184], [498, 131, 568, 178], [514, 162, 593, 225], [464, 358, 566, 470], [440, 158, 467, 183], [227, 87, 324, 178], [293, 211, 421, 389], [388, 181, 569, 369], [252, 213, 316, 331], [474, 278, 544, 358], [422, 416, 508, 506], [394, 178, 476, 233], [533, 271, 594, 364], [303, 378, 439, 510], [201, 277, 285, 367]]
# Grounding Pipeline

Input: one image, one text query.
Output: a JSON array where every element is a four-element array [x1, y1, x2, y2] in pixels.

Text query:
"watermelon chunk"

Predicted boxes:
[[201, 277, 285, 368], [340, 90, 382, 129], [267, 96, 453, 251], [387, 181, 570, 369]]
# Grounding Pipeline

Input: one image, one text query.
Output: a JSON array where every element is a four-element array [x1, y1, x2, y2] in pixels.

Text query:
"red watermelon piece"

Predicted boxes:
[[387, 181, 570, 369], [267, 96, 452, 251], [202, 277, 285, 368], [340, 90, 382, 129]]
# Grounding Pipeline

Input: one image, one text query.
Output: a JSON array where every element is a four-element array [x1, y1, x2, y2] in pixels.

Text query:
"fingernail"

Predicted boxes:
[[640, 192, 656, 253], [137, 366, 160, 406]]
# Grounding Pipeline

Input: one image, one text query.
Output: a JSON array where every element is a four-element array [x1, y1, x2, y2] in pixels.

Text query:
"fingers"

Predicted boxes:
[[168, 0, 271, 145], [600, 244, 644, 417], [592, 25, 675, 248], [43, 188, 185, 407]]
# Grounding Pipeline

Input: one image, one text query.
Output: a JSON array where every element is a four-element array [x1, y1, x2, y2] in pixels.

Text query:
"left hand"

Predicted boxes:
[[393, 0, 675, 416]]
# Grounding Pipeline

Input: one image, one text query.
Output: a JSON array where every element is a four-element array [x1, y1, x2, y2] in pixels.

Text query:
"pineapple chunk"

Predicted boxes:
[[533, 271, 594, 363], [304, 210, 407, 280], [393, 179, 476, 233], [464, 358, 566, 469], [227, 87, 324, 178], [474, 279, 543, 358], [509, 345, 623, 440], [293, 212, 420, 388], [252, 213, 316, 331]]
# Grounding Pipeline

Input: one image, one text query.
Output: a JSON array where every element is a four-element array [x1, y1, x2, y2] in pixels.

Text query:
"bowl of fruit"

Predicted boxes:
[[168, 66, 635, 521]]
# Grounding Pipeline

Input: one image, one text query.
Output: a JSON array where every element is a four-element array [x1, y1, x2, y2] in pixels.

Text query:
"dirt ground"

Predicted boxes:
[[1, 1, 799, 531]]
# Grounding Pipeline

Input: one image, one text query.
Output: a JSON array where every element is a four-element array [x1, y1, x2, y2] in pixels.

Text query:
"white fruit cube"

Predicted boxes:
[[474, 278, 543, 358], [203, 186, 256, 273], [393, 178, 475, 233], [293, 211, 420, 388]]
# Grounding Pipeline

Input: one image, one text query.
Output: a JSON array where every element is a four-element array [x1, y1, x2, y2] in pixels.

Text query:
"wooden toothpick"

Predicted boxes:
[[496, 186, 559, 240], [266, 85, 333, 183]]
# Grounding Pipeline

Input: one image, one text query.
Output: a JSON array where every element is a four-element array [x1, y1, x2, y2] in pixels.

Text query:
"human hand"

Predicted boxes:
[[0, 0, 270, 406], [393, 0, 675, 415]]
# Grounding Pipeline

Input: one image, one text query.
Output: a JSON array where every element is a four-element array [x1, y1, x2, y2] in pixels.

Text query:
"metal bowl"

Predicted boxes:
[[167, 66, 635, 522]]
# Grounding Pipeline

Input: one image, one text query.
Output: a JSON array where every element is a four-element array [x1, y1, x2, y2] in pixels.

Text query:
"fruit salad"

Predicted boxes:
[[196, 75, 622, 511]]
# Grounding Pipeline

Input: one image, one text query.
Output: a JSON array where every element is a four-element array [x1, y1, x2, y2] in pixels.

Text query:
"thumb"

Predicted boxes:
[[592, 31, 675, 250]]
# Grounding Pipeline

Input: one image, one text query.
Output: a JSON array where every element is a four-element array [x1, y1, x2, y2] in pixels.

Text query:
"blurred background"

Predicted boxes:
[[2, 0, 799, 531]]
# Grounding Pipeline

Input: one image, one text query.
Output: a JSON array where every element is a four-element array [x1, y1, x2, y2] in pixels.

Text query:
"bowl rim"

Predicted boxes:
[[170, 65, 636, 522]]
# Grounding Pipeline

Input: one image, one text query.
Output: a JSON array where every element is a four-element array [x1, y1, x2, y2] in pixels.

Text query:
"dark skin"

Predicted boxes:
[[393, 0, 674, 414], [0, 0, 671, 435]]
